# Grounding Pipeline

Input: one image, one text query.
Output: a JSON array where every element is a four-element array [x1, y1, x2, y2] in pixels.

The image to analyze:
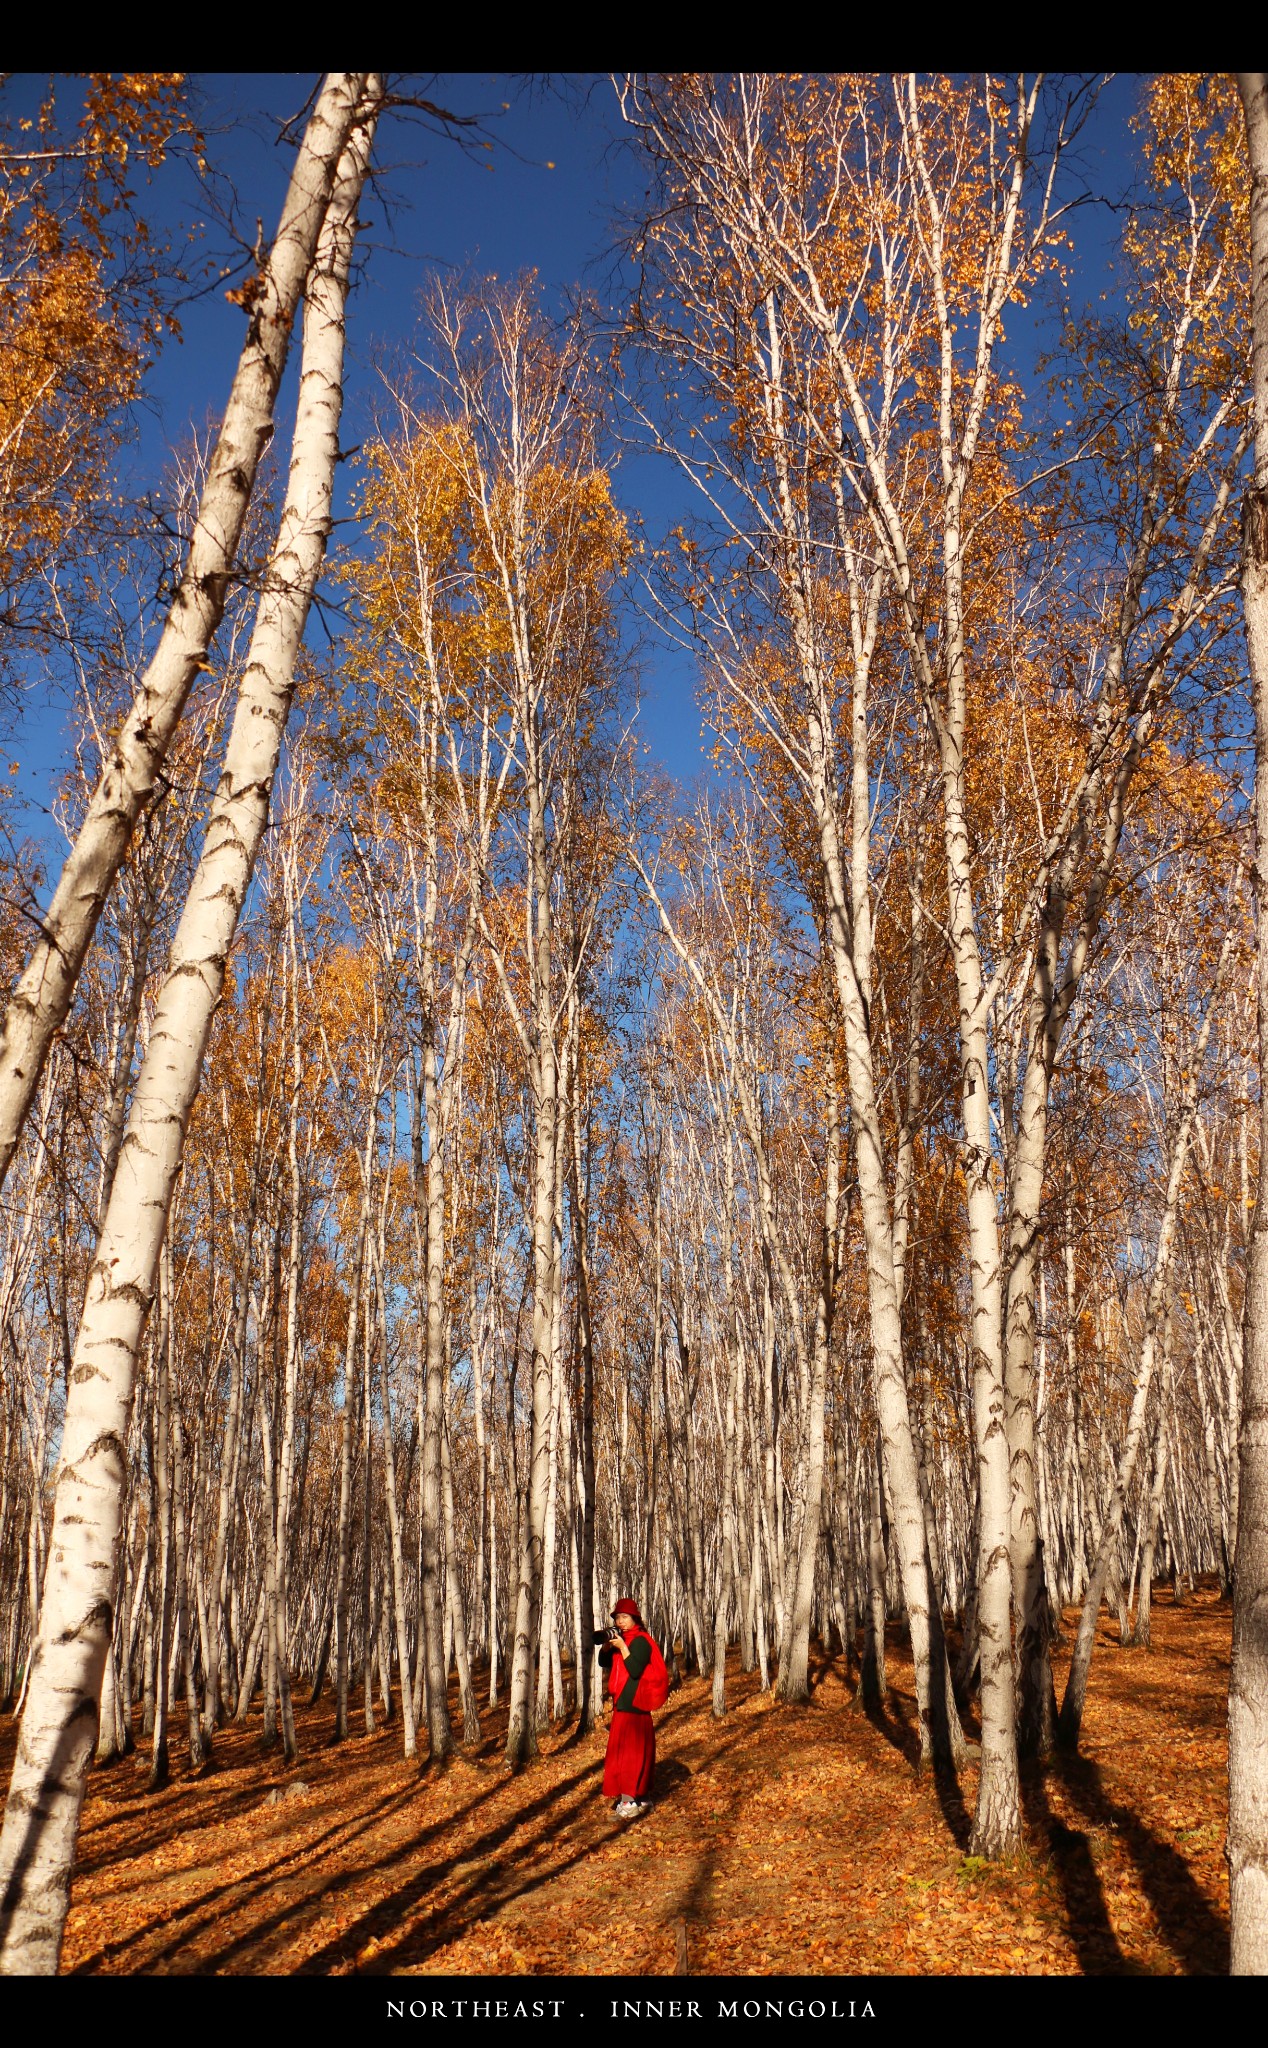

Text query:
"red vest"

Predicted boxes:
[[607, 1626, 668, 1710]]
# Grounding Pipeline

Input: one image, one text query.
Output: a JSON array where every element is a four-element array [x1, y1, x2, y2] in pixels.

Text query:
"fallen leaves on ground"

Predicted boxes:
[[1, 1582, 1231, 1976]]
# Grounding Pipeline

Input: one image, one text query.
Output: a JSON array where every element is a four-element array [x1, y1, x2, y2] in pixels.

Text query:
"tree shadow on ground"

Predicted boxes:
[[295, 1740, 683, 1974], [1019, 1762, 1130, 1974], [858, 1682, 922, 1770], [1034, 1748, 1228, 1974], [590, 1726, 752, 1970], [67, 1758, 508, 1973], [854, 1674, 972, 1849], [930, 1757, 971, 1852]]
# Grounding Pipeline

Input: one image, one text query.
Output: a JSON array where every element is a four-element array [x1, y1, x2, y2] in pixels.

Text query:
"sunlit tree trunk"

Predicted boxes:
[[1230, 66, 1268, 1979], [568, 1066, 600, 1734], [440, 1375, 480, 1744], [372, 1235, 417, 1760], [147, 1270, 175, 1793], [776, 1047, 841, 1702], [334, 1173, 372, 1743], [0, 94, 379, 1975], [202, 1134, 258, 1745], [1131, 1347, 1172, 1650], [0, 74, 370, 1194], [1061, 918, 1236, 1745]]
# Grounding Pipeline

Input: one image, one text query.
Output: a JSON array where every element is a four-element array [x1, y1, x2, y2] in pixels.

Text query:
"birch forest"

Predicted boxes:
[[2, 70, 1268, 1981]]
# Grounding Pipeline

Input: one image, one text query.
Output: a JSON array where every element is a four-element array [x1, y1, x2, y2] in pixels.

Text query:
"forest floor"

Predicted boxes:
[[0, 1582, 1232, 1976]]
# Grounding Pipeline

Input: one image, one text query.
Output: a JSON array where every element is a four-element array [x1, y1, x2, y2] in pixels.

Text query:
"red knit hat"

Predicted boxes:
[[612, 1597, 641, 1619]]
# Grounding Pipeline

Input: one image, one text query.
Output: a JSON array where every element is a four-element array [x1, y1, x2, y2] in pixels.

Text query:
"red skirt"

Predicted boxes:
[[602, 1708, 655, 1799]]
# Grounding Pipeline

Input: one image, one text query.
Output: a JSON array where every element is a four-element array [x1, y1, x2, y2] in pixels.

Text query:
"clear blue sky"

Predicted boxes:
[[8, 70, 1149, 854]]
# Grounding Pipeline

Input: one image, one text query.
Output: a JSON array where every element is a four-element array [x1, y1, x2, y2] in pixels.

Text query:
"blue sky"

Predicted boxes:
[[8, 73, 715, 848], [8, 70, 1151, 854]]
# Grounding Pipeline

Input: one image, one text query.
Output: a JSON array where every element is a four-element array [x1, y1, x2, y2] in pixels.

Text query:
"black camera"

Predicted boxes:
[[591, 1626, 618, 1646]]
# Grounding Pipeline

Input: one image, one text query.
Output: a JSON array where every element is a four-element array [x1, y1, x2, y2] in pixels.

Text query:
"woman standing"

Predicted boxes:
[[599, 1598, 663, 1818]]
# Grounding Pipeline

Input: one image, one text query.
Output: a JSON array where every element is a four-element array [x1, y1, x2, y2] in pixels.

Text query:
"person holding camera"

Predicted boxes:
[[597, 1597, 667, 1819]]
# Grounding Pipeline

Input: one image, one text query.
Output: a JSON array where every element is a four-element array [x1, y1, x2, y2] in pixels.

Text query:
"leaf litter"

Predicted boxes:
[[0, 1581, 1230, 1976]]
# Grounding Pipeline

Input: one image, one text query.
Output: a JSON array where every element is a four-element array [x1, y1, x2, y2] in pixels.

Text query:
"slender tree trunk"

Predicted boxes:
[[0, 97, 380, 1975], [334, 1187, 371, 1743], [361, 1281, 375, 1739], [440, 1391, 480, 1744], [170, 1367, 206, 1771], [148, 1289, 175, 1792], [857, 1439, 889, 1708], [713, 1143, 743, 1719], [0, 74, 371, 1195], [1061, 929, 1233, 1743], [1231, 67, 1268, 1979], [505, 774, 560, 1766], [203, 1192, 255, 1744], [374, 1244, 417, 1761], [776, 1053, 840, 1702], [570, 1101, 599, 1735], [418, 1044, 454, 1760]]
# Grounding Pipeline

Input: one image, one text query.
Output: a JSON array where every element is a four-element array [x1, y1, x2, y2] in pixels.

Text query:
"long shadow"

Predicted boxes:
[[293, 1745, 637, 1974], [74, 1709, 432, 1874], [74, 1770, 299, 1877], [355, 1719, 766, 1977], [1052, 1749, 1228, 1974], [657, 1723, 763, 1971], [68, 1761, 507, 1973], [852, 1666, 973, 1851], [929, 1756, 971, 1852], [315, 1710, 757, 1976], [1019, 1760, 1129, 1974], [192, 1745, 614, 1975], [859, 1682, 922, 1770]]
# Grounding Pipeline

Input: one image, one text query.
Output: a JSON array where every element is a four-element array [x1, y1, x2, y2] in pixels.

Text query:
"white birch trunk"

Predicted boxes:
[[1230, 67, 1268, 1978], [775, 1049, 840, 1702], [505, 719, 561, 1765], [1061, 917, 1236, 1744], [374, 1238, 417, 1761], [0, 94, 379, 1975], [0, 74, 370, 1194]]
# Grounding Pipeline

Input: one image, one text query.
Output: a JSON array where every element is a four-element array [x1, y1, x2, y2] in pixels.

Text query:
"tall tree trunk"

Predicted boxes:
[[203, 1180, 256, 1744], [147, 1284, 175, 1793], [569, 1093, 599, 1735], [0, 74, 370, 1194], [857, 1438, 890, 1708], [418, 1061, 454, 1762], [1061, 924, 1234, 1744], [170, 1357, 206, 1771], [440, 1385, 480, 1744], [505, 760, 560, 1766], [0, 95, 380, 1975], [1230, 66, 1268, 1980], [1132, 1347, 1172, 1650], [374, 1241, 418, 1761], [776, 1053, 841, 1702], [334, 1178, 372, 1742]]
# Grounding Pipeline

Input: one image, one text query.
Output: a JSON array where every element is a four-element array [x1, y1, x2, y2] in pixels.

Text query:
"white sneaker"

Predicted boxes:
[[615, 1797, 640, 1818]]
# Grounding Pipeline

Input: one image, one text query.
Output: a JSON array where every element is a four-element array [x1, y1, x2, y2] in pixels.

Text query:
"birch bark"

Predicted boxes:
[[0, 90, 379, 1975], [0, 73, 370, 1193], [1230, 67, 1268, 1977], [1060, 915, 1237, 1744]]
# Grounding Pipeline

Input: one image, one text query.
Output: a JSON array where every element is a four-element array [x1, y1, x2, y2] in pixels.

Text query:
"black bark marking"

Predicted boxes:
[[1245, 487, 1268, 568]]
